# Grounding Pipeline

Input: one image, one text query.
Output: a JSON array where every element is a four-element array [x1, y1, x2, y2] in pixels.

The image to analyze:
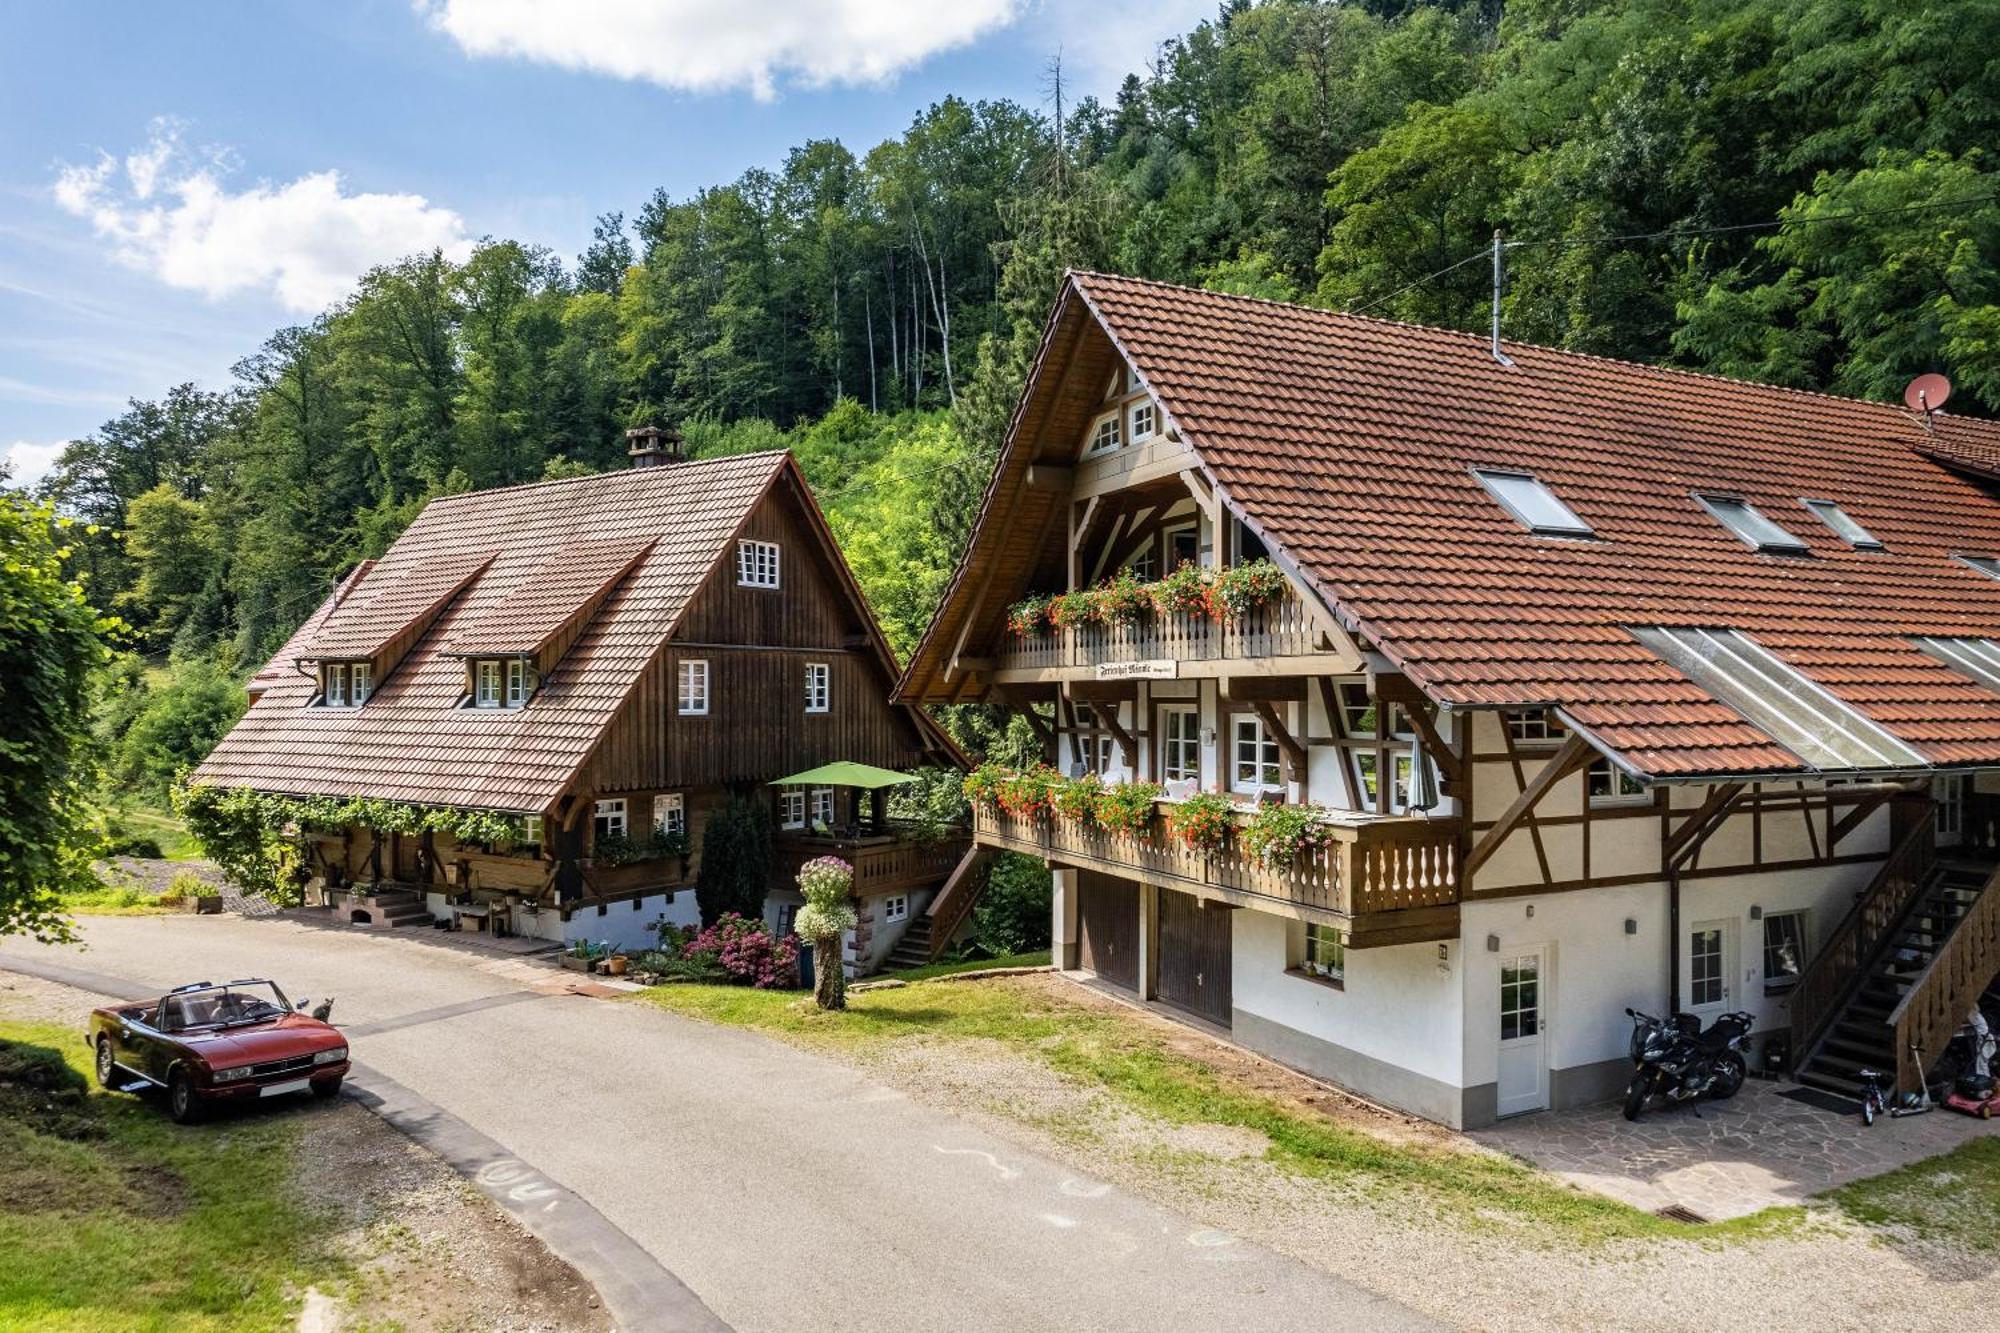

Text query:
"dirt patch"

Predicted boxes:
[[120, 1160, 190, 1218]]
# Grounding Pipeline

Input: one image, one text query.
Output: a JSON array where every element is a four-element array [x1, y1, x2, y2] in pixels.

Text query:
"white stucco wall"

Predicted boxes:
[[561, 890, 699, 952]]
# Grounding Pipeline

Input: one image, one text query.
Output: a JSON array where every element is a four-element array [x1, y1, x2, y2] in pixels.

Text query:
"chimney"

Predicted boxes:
[[626, 423, 684, 469]]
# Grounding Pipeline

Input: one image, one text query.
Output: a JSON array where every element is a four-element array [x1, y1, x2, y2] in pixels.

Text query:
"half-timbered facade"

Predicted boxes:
[[901, 272, 2000, 1127], [200, 431, 963, 968]]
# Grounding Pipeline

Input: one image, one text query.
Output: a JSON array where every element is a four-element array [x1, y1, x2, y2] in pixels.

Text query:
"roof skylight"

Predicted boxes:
[[1801, 499, 1883, 550], [1472, 469, 1594, 538], [1628, 625, 1925, 772], [1914, 636, 2000, 694], [1957, 555, 2000, 580], [1695, 494, 1808, 554]]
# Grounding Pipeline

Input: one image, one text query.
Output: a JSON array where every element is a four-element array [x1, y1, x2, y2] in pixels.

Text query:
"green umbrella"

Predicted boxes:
[[767, 761, 920, 789]]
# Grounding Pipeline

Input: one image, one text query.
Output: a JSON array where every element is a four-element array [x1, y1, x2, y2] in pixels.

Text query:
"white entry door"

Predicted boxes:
[[1496, 948, 1550, 1117], [1684, 919, 1736, 1026]]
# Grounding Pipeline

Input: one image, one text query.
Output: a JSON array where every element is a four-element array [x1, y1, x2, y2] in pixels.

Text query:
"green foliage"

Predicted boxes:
[[970, 852, 1052, 957], [0, 498, 112, 941], [1049, 772, 1102, 824], [1213, 559, 1289, 616], [1093, 780, 1164, 834], [594, 828, 689, 868], [885, 765, 970, 842], [1170, 791, 1235, 852], [694, 794, 772, 924], [99, 654, 247, 799], [1005, 593, 1053, 637], [1240, 802, 1336, 866]]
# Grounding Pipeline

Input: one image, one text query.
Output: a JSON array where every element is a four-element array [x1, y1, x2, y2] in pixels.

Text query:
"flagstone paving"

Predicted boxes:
[[1473, 1078, 1995, 1220]]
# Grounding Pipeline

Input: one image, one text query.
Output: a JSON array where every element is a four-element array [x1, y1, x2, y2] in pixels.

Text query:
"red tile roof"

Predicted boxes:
[[246, 561, 375, 698], [198, 453, 791, 812], [442, 537, 655, 658], [911, 271, 2000, 780], [306, 548, 496, 661]]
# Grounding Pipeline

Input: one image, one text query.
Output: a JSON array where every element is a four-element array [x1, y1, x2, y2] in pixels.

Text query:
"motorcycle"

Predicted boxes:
[[1622, 1007, 1754, 1121]]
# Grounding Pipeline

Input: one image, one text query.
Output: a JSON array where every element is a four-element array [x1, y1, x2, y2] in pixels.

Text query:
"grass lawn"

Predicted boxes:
[[1827, 1136, 2000, 1250], [54, 882, 172, 916], [633, 973, 1799, 1246], [866, 949, 1050, 983], [0, 1019, 347, 1331], [109, 806, 202, 861]]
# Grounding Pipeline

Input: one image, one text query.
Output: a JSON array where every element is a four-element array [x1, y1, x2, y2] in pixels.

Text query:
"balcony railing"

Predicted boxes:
[[973, 802, 1459, 931], [775, 822, 971, 897], [996, 592, 1318, 674]]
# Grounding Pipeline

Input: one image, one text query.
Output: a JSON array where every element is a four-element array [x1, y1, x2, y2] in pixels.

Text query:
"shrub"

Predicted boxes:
[[1151, 561, 1217, 618], [1049, 773, 1101, 824], [1005, 593, 1052, 637], [1093, 781, 1163, 833], [102, 830, 166, 859], [159, 870, 212, 906], [971, 852, 1052, 956], [889, 765, 970, 843], [680, 912, 799, 988], [1170, 791, 1235, 852], [1214, 559, 1289, 616], [695, 794, 772, 924], [1239, 803, 1335, 866], [173, 783, 302, 901]]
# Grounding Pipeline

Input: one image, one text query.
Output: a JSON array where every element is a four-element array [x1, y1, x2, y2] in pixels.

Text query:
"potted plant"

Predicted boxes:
[[604, 953, 629, 976], [1050, 773, 1102, 824], [1240, 802, 1335, 866], [1093, 780, 1163, 834], [1170, 791, 1235, 852], [1048, 587, 1104, 630], [996, 766, 1059, 820], [1006, 593, 1053, 637], [1214, 558, 1288, 617], [1097, 568, 1153, 624], [1151, 561, 1216, 619], [559, 939, 598, 972], [962, 762, 1007, 813]]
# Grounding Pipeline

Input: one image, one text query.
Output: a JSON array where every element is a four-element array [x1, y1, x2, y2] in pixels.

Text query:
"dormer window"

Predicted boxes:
[[1472, 469, 1594, 538], [1130, 400, 1157, 442], [1696, 494, 1807, 553], [1802, 499, 1883, 550], [1084, 411, 1123, 457], [469, 658, 529, 709], [737, 539, 781, 588], [319, 662, 371, 708]]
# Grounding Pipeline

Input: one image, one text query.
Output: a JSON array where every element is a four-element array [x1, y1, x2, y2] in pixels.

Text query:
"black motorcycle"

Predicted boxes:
[[1622, 1007, 1754, 1121]]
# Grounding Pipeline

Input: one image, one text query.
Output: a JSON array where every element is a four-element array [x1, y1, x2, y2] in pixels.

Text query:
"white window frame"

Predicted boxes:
[[779, 789, 806, 830], [653, 793, 685, 837], [737, 539, 781, 588], [1161, 705, 1201, 784], [506, 658, 529, 708], [1335, 682, 1377, 738], [350, 661, 373, 705], [473, 660, 503, 709], [809, 787, 835, 830], [1762, 909, 1807, 990], [592, 798, 627, 844], [1232, 716, 1283, 793], [1503, 710, 1559, 745], [677, 659, 709, 715], [1129, 400, 1157, 443], [1083, 410, 1123, 457], [1302, 923, 1346, 984], [804, 661, 830, 714], [1586, 756, 1648, 806], [323, 663, 349, 707], [1389, 751, 1415, 815], [883, 894, 909, 924], [523, 814, 544, 847]]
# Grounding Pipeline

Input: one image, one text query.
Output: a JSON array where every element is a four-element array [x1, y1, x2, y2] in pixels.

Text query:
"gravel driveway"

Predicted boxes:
[[0, 913, 1436, 1333]]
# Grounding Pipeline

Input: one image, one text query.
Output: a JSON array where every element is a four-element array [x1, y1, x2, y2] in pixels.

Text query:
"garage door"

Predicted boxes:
[[1077, 872, 1139, 991], [1157, 889, 1232, 1027]]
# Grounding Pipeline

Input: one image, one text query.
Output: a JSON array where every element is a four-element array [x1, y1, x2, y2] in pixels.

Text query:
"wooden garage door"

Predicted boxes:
[[1077, 872, 1139, 991], [1157, 889, 1232, 1026]]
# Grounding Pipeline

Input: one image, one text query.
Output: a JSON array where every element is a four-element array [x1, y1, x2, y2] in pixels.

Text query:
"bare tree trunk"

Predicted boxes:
[[812, 934, 846, 1010], [886, 254, 901, 391], [832, 277, 842, 401], [910, 211, 956, 409], [864, 285, 878, 412]]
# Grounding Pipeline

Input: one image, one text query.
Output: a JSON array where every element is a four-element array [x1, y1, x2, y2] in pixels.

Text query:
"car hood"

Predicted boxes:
[[177, 1015, 344, 1065]]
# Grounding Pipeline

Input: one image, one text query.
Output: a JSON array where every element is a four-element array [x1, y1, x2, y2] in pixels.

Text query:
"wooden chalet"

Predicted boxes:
[[199, 428, 964, 969], [900, 272, 2000, 1126]]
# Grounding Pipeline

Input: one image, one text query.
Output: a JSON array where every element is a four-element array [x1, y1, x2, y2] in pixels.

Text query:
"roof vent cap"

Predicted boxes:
[[626, 423, 684, 468]]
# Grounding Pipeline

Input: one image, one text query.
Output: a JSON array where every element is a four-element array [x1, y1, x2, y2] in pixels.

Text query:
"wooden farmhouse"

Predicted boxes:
[[901, 271, 2000, 1127], [197, 430, 965, 969]]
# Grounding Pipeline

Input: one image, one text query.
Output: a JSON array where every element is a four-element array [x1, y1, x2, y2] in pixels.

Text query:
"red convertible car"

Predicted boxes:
[[86, 979, 349, 1123]]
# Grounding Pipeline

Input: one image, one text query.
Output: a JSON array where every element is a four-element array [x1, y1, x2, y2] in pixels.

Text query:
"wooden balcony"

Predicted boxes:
[[993, 591, 1332, 681], [774, 822, 972, 897], [974, 803, 1460, 947]]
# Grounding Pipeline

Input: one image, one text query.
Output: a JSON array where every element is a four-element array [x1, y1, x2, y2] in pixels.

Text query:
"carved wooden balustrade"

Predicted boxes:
[[996, 589, 1318, 675]]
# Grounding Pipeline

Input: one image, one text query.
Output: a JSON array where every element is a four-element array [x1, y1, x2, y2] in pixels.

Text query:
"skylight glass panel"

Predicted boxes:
[[1472, 469, 1594, 537], [1914, 636, 2000, 695], [1628, 626, 1925, 772], [1695, 495, 1808, 553], [1801, 499, 1883, 550], [1957, 556, 2000, 580]]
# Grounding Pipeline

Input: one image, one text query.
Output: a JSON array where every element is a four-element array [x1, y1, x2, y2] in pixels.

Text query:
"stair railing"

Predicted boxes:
[[924, 845, 994, 960], [1889, 862, 2000, 1094], [1789, 807, 1936, 1067]]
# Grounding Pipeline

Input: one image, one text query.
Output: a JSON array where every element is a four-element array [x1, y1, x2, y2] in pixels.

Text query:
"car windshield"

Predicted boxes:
[[161, 982, 293, 1031]]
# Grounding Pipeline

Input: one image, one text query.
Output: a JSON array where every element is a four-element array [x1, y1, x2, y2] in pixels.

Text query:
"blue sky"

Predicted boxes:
[[2, 0, 1208, 484]]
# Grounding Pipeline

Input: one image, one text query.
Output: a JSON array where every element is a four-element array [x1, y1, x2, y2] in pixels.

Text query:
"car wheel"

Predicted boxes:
[[167, 1068, 203, 1124], [310, 1076, 343, 1100], [94, 1037, 118, 1089]]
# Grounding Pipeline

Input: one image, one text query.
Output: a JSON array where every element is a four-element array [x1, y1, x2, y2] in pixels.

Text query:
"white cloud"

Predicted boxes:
[[1031, 0, 1216, 93], [418, 0, 1020, 98], [3, 440, 66, 489], [53, 120, 470, 313]]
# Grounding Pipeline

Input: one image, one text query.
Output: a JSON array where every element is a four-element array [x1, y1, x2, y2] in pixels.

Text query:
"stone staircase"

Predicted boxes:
[[341, 886, 434, 929], [1795, 857, 1993, 1099], [882, 916, 935, 972]]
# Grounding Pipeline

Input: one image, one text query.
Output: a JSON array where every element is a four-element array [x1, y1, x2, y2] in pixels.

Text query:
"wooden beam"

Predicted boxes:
[[1252, 700, 1308, 784], [1663, 782, 1749, 868], [1828, 781, 1919, 849], [1097, 705, 1138, 770], [1464, 734, 1593, 880], [1374, 677, 1463, 789], [1068, 680, 1138, 703], [1025, 464, 1073, 492], [1226, 676, 1308, 703]]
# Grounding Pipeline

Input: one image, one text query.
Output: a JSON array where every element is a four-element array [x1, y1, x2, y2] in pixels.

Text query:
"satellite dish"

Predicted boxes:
[[1905, 372, 1952, 414]]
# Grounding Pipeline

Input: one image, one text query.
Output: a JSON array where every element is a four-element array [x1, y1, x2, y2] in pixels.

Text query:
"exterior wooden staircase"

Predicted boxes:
[[923, 845, 997, 961], [882, 917, 935, 972], [1793, 818, 2000, 1098]]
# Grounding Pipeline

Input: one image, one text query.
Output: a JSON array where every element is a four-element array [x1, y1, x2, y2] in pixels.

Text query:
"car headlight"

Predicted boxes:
[[212, 1065, 253, 1082], [313, 1046, 348, 1066]]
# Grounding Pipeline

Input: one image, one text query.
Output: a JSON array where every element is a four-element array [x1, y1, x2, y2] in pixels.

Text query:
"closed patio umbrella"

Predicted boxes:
[[1405, 733, 1440, 812]]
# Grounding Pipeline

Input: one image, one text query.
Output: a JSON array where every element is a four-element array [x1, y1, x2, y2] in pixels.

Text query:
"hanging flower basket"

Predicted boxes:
[[1151, 561, 1218, 619], [1093, 781, 1163, 834], [1214, 559, 1288, 617], [1097, 569, 1154, 624], [1170, 791, 1235, 852], [1006, 593, 1053, 637], [1240, 803, 1335, 866]]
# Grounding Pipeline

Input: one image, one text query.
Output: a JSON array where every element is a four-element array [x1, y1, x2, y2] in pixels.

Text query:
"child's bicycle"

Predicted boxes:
[[1855, 1063, 1934, 1125]]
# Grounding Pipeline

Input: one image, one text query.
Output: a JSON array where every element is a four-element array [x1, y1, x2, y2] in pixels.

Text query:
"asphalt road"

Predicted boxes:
[[1, 914, 1441, 1333]]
